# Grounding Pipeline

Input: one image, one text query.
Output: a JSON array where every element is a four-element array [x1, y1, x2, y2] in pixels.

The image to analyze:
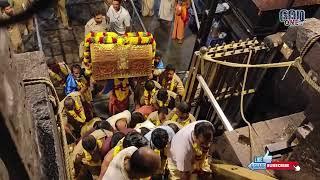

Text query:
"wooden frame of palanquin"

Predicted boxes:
[[82, 32, 156, 80]]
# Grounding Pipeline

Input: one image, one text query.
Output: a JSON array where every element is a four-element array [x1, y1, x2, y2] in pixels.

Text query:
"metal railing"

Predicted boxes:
[[191, 0, 200, 30], [197, 75, 234, 131], [128, 0, 147, 32], [34, 16, 43, 52]]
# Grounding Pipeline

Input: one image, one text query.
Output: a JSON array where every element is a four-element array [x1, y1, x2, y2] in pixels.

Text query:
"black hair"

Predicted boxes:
[[158, 107, 169, 115], [71, 64, 81, 73], [194, 122, 215, 142], [151, 128, 169, 149], [165, 64, 175, 72], [82, 135, 97, 151], [64, 97, 75, 110], [123, 131, 148, 148], [110, 132, 125, 149], [157, 89, 168, 102], [129, 112, 145, 128], [91, 8, 105, 17], [176, 101, 191, 114], [168, 123, 179, 134], [140, 127, 150, 136], [145, 80, 155, 91], [113, 0, 122, 4], [0, 1, 10, 8], [155, 50, 162, 58], [129, 148, 159, 176], [93, 121, 114, 132]]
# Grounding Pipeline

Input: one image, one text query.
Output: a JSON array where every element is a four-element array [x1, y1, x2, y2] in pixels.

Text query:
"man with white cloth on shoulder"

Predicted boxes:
[[107, 0, 131, 35], [102, 146, 161, 180], [168, 120, 215, 179]]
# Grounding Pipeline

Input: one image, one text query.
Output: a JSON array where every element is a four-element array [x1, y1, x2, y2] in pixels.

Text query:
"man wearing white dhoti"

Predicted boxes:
[[159, 0, 175, 21], [142, 0, 154, 17]]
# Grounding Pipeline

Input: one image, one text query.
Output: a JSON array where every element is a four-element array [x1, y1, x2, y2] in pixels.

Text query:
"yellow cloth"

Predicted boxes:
[[80, 117, 101, 137], [77, 77, 92, 103], [48, 62, 69, 86], [143, 88, 156, 105], [65, 96, 86, 123], [112, 138, 124, 157], [171, 114, 193, 127], [82, 139, 103, 166], [114, 78, 129, 102], [57, 0, 69, 27]]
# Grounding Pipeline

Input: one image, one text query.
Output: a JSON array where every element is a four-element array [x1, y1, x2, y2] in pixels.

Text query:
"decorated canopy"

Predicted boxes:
[[82, 32, 156, 80]]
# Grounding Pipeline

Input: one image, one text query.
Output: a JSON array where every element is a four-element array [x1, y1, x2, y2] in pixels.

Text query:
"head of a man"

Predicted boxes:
[[193, 122, 215, 153], [154, 50, 162, 65], [64, 97, 75, 111], [123, 131, 148, 148], [46, 57, 59, 71], [168, 123, 180, 133], [82, 135, 99, 156], [92, 9, 104, 24], [175, 101, 190, 121], [158, 107, 168, 122], [110, 131, 125, 149], [145, 80, 155, 92], [126, 147, 161, 179], [129, 112, 145, 128], [112, 0, 121, 11], [3, 4, 13, 16], [93, 120, 114, 132], [157, 89, 168, 102], [165, 64, 175, 80], [115, 118, 128, 132], [71, 64, 82, 80], [151, 128, 169, 150], [139, 127, 151, 136]]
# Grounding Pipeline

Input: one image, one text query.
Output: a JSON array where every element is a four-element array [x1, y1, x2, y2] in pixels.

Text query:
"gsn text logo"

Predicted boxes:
[[279, 9, 305, 26]]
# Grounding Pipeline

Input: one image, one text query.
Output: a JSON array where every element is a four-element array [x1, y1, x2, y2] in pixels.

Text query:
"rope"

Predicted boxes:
[[202, 35, 320, 94], [233, 35, 319, 178], [23, 77, 73, 179]]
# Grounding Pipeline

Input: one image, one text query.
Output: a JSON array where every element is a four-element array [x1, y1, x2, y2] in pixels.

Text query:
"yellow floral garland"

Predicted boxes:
[[162, 78, 175, 92], [171, 114, 191, 127], [157, 99, 169, 108], [82, 32, 156, 78], [192, 142, 209, 171], [144, 88, 156, 105]]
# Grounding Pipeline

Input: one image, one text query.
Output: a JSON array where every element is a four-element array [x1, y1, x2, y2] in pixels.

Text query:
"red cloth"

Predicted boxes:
[[108, 92, 129, 115], [135, 105, 155, 118]]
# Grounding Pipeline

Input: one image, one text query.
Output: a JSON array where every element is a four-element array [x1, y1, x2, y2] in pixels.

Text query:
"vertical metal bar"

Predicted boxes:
[[129, 0, 147, 32], [197, 75, 233, 131], [34, 16, 43, 52], [191, 0, 200, 30], [186, 55, 201, 102]]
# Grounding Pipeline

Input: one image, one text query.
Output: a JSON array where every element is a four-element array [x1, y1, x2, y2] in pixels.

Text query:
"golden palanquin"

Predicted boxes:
[[82, 32, 156, 80], [91, 44, 153, 80]]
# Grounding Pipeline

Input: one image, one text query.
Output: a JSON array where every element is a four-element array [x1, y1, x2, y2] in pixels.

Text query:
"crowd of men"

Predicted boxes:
[[48, 50, 216, 179]]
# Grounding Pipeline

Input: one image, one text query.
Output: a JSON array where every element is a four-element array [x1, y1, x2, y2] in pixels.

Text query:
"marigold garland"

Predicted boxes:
[[82, 32, 156, 76]]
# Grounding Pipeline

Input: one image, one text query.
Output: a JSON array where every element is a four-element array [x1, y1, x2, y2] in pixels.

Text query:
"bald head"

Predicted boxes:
[[128, 147, 161, 178]]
